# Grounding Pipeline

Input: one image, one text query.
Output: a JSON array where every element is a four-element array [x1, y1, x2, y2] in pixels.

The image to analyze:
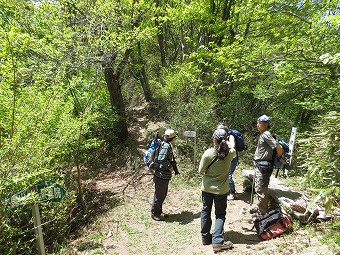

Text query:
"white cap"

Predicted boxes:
[[164, 129, 177, 139]]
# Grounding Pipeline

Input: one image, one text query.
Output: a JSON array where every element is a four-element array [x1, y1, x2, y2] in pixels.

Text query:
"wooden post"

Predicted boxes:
[[285, 127, 297, 177], [183, 129, 197, 170], [32, 203, 46, 255], [194, 127, 197, 170]]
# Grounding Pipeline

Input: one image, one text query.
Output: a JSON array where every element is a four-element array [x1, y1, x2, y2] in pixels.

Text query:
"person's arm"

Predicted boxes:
[[227, 148, 236, 164], [227, 135, 236, 149], [276, 144, 283, 158], [264, 131, 282, 157]]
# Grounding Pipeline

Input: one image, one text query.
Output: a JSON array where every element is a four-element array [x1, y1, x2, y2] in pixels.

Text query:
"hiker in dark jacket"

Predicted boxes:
[[151, 129, 179, 221], [198, 128, 236, 252], [251, 115, 283, 215]]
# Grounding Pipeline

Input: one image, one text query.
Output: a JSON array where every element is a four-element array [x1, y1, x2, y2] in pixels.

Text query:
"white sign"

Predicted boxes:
[[183, 131, 196, 138], [288, 127, 297, 157], [284, 127, 297, 177]]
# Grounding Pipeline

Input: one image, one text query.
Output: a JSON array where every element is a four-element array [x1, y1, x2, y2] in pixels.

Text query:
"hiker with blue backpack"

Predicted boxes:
[[251, 115, 283, 215], [151, 129, 179, 221], [198, 128, 236, 252], [217, 124, 247, 200]]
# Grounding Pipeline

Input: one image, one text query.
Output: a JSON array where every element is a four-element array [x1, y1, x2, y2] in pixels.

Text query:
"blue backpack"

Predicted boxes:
[[272, 136, 290, 169], [144, 132, 163, 170], [230, 129, 247, 151]]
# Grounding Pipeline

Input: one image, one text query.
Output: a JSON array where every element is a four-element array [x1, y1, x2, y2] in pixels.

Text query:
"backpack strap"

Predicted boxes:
[[206, 156, 218, 172]]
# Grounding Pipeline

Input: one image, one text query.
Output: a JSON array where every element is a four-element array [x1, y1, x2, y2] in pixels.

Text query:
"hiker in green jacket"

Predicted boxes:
[[151, 129, 179, 221], [198, 128, 236, 252], [217, 123, 238, 200]]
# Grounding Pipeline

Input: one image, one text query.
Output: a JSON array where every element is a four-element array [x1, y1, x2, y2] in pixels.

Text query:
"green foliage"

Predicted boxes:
[[0, 75, 100, 255], [0, 1, 107, 254], [297, 111, 340, 213], [0, 0, 339, 253], [157, 64, 216, 139]]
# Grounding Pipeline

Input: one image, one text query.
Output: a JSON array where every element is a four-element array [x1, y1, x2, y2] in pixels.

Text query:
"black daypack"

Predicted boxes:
[[230, 129, 247, 151], [143, 132, 163, 170]]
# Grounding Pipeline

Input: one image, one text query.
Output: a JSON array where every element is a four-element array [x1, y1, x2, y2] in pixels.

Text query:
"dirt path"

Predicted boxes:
[[61, 103, 335, 255], [64, 169, 333, 255]]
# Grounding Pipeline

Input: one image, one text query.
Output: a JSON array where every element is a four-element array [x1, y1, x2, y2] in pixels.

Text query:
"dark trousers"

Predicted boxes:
[[200, 191, 228, 244], [151, 175, 170, 216], [255, 161, 274, 214]]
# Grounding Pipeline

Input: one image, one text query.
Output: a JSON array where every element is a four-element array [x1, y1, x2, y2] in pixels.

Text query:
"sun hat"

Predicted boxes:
[[212, 128, 227, 141], [164, 129, 177, 139], [257, 115, 271, 123]]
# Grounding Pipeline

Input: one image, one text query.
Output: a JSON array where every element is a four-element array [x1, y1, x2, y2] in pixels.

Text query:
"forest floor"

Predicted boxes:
[[59, 103, 338, 255]]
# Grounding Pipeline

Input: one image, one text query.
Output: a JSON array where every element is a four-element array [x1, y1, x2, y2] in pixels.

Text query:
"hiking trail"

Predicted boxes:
[[61, 103, 334, 255]]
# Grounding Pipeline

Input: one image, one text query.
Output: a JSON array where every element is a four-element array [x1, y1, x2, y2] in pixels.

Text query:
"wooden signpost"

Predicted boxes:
[[183, 129, 197, 170], [6, 181, 66, 255], [183, 130, 196, 138]]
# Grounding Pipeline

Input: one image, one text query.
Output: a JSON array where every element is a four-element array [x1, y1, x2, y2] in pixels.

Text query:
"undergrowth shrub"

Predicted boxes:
[[298, 111, 339, 213], [0, 83, 102, 254]]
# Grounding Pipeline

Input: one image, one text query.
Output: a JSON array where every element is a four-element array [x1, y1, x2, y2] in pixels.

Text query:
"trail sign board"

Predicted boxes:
[[4, 181, 66, 255], [183, 130, 196, 138], [284, 127, 297, 177], [183, 129, 198, 169], [5, 181, 66, 209], [6, 188, 31, 210], [36, 181, 66, 203]]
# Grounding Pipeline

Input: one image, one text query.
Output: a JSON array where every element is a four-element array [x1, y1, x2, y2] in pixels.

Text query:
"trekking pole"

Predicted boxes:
[[250, 167, 256, 205]]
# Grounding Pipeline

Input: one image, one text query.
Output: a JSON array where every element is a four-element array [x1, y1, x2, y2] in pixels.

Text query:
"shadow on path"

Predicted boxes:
[[225, 229, 261, 245], [164, 210, 201, 225]]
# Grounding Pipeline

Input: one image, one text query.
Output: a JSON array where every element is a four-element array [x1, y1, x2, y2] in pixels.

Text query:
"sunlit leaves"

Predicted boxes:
[[298, 111, 340, 212], [0, 2, 106, 254], [320, 53, 340, 65]]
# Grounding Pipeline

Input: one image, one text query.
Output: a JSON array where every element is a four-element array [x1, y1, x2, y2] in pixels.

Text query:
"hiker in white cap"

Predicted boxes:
[[151, 129, 179, 221]]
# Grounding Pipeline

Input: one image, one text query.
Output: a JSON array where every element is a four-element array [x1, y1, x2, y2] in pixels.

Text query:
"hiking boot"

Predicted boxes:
[[151, 214, 165, 221], [212, 241, 233, 252], [202, 237, 212, 245]]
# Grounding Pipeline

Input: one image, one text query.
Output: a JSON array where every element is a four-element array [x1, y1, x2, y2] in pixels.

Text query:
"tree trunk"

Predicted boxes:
[[137, 42, 152, 102], [155, 0, 166, 66], [103, 64, 128, 143], [216, 0, 235, 46], [101, 12, 141, 143]]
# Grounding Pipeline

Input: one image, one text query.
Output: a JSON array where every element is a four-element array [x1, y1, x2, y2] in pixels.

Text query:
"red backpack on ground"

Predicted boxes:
[[253, 207, 293, 240]]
